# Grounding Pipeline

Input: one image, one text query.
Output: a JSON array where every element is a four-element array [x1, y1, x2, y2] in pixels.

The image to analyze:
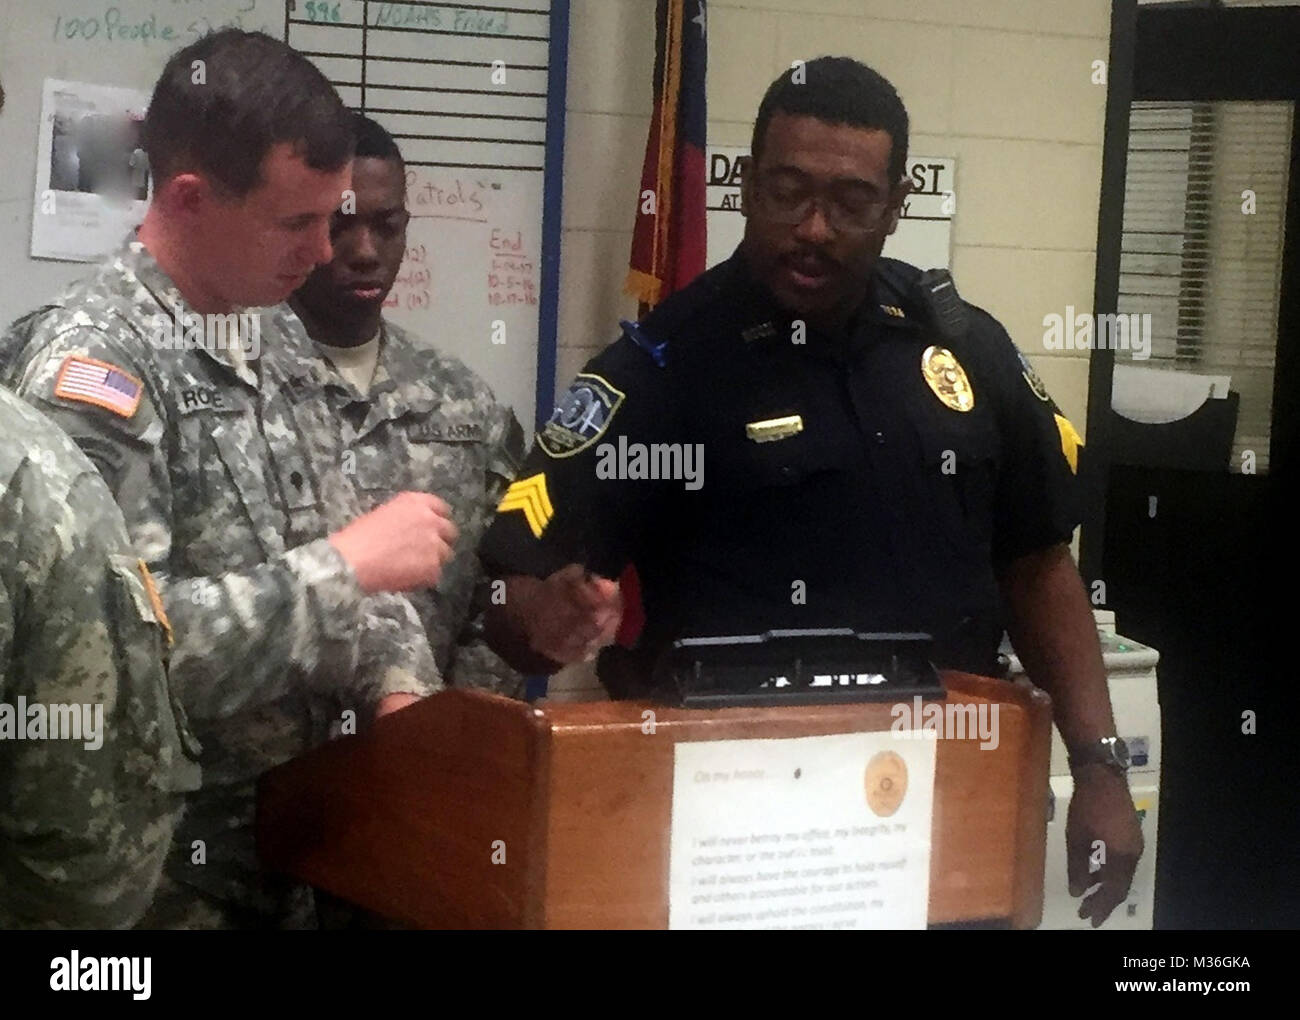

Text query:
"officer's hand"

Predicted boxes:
[[506, 563, 622, 665], [1066, 766, 1144, 927], [329, 492, 459, 594]]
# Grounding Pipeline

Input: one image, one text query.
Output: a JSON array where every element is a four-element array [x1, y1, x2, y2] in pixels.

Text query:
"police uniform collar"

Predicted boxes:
[[723, 248, 788, 344], [861, 260, 928, 333], [725, 247, 924, 348], [723, 246, 854, 349]]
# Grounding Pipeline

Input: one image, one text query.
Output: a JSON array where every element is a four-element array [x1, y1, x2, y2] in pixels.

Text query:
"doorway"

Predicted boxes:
[[1083, 0, 1299, 929]]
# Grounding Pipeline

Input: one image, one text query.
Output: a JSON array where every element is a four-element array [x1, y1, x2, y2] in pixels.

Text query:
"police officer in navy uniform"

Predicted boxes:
[[481, 56, 1141, 926]]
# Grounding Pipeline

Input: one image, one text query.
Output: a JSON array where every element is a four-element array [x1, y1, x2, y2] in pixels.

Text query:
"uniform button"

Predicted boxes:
[[290, 471, 304, 489], [874, 431, 886, 445], [780, 465, 793, 478]]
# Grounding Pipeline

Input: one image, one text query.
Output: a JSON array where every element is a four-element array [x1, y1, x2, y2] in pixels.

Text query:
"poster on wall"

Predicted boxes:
[[31, 79, 152, 263], [706, 147, 956, 271]]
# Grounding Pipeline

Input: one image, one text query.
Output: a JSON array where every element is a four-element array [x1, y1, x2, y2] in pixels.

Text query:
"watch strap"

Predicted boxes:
[[1068, 736, 1129, 773]]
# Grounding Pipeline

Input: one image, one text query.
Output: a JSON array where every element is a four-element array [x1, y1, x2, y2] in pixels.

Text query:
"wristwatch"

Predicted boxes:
[[1067, 736, 1130, 776]]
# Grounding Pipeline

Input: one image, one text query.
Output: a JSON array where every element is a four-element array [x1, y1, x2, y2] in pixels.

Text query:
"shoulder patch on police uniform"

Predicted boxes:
[[54, 356, 143, 419], [497, 472, 554, 538], [620, 319, 668, 367], [921, 345, 974, 412], [1018, 349, 1052, 402], [537, 373, 625, 458]]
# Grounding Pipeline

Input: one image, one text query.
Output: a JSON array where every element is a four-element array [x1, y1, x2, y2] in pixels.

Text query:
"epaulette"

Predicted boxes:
[[872, 258, 972, 343], [0, 304, 59, 388], [913, 268, 971, 343], [619, 319, 667, 368], [619, 258, 743, 367], [874, 256, 925, 305]]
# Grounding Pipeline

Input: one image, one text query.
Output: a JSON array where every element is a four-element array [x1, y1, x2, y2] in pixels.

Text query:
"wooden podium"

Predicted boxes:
[[257, 672, 1052, 928]]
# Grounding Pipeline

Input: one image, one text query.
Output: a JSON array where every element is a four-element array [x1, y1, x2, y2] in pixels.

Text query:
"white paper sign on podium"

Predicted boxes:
[[669, 731, 937, 930]]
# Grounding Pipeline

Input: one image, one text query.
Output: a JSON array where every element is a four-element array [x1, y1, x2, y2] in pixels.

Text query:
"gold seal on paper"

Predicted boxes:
[[864, 750, 909, 817], [921, 345, 974, 412]]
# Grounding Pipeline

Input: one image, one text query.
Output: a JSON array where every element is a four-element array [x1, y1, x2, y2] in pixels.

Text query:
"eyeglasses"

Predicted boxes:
[[752, 168, 895, 235]]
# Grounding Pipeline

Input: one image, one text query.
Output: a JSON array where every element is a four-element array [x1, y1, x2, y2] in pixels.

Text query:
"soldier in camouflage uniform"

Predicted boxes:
[[0, 386, 200, 928], [289, 116, 526, 699], [2, 32, 456, 928]]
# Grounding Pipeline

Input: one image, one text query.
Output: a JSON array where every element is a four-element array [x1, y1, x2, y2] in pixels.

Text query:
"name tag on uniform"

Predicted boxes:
[[176, 386, 240, 415], [408, 420, 484, 443], [746, 414, 803, 443]]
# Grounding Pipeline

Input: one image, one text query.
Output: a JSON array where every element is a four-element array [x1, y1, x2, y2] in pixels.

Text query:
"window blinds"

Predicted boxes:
[[1118, 100, 1292, 473]]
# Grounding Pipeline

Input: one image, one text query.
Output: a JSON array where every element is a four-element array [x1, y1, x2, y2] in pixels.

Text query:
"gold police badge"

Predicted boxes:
[[921, 345, 974, 412]]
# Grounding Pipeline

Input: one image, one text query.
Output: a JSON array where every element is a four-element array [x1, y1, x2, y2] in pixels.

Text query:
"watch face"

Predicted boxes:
[[1112, 737, 1131, 769]]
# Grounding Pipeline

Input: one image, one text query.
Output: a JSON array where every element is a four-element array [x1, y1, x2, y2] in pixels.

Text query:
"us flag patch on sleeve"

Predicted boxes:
[[54, 356, 144, 419]]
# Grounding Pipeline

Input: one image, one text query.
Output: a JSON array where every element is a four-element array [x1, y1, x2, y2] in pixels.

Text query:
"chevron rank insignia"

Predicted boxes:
[[497, 473, 555, 539], [1055, 414, 1083, 474]]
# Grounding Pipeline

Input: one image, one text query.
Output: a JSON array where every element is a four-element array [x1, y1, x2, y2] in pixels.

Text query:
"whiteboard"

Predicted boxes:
[[0, 0, 565, 429], [286, 0, 558, 427]]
